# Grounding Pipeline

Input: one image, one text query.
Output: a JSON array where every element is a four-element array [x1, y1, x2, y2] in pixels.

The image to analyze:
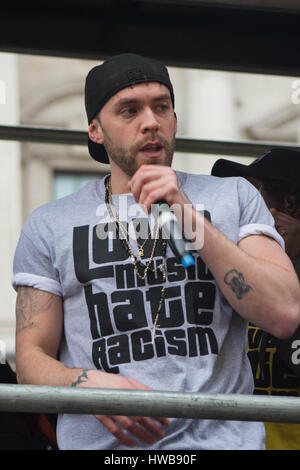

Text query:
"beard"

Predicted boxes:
[[101, 129, 175, 177]]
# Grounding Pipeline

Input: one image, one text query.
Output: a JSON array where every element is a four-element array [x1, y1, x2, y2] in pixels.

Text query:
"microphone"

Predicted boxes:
[[151, 200, 195, 269]]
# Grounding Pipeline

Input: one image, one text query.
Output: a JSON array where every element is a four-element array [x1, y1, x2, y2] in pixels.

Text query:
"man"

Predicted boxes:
[[13, 54, 300, 450], [212, 148, 300, 449]]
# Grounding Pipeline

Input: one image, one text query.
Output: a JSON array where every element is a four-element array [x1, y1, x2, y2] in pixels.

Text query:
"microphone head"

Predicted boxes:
[[181, 254, 195, 268]]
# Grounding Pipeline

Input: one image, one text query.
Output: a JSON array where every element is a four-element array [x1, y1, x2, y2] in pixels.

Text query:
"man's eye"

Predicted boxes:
[[157, 104, 169, 112], [121, 108, 136, 116]]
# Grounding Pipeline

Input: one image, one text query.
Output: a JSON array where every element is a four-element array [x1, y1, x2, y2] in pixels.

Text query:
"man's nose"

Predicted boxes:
[[141, 108, 160, 133]]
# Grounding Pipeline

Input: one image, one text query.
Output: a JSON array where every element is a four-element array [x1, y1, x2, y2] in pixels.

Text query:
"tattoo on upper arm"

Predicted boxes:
[[16, 286, 56, 335], [224, 269, 253, 300], [71, 369, 89, 387]]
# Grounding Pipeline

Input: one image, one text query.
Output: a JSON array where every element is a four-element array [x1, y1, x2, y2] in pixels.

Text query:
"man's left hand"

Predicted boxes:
[[270, 208, 300, 260]]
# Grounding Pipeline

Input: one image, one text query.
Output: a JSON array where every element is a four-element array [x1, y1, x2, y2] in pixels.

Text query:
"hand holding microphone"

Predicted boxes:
[[151, 200, 195, 269], [129, 165, 200, 269]]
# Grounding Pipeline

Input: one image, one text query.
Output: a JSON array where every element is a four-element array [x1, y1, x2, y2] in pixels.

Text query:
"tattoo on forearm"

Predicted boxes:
[[224, 269, 253, 300], [71, 369, 89, 387], [16, 286, 56, 335]]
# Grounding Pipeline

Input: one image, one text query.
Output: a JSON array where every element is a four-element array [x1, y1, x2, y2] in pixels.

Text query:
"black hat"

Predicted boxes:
[[85, 53, 175, 164], [211, 148, 300, 188]]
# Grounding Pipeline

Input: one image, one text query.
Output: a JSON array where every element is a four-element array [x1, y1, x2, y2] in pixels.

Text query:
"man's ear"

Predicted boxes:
[[88, 119, 104, 144]]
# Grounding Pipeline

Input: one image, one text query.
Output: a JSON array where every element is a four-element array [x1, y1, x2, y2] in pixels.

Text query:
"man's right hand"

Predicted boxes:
[[15, 287, 169, 448], [72, 368, 170, 447]]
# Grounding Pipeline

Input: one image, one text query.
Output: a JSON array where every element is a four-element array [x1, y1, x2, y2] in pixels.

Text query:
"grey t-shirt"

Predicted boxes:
[[12, 171, 284, 450]]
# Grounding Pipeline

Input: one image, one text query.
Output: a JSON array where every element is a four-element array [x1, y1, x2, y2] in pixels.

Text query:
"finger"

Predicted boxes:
[[114, 415, 157, 445], [130, 164, 170, 185], [129, 172, 161, 203], [129, 166, 158, 191], [133, 416, 169, 439], [142, 183, 179, 212], [130, 166, 175, 202], [138, 177, 174, 207], [154, 416, 170, 427], [96, 415, 136, 447]]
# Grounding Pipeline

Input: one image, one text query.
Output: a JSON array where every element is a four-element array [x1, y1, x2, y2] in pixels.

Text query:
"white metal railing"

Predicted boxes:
[[0, 384, 300, 423], [1, 124, 300, 157]]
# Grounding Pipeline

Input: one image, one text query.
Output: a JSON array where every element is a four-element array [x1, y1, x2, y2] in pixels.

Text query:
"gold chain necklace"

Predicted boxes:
[[105, 175, 167, 341], [107, 178, 153, 258], [106, 176, 160, 280]]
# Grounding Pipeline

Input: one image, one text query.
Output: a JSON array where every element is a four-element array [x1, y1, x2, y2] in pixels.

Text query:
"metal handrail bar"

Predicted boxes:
[[0, 384, 300, 423], [1, 124, 300, 157]]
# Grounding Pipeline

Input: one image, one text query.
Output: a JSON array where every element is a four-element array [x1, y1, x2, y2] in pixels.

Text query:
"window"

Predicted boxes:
[[53, 171, 103, 200]]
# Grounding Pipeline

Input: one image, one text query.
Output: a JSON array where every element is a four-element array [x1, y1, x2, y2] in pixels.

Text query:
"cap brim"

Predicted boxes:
[[211, 159, 258, 178], [88, 136, 109, 164]]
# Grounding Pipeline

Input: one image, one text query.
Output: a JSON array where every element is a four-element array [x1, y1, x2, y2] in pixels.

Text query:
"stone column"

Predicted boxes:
[[0, 52, 21, 361]]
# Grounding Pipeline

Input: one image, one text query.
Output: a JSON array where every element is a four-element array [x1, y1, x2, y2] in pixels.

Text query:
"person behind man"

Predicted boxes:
[[212, 148, 300, 449], [12, 54, 300, 450], [0, 361, 57, 449]]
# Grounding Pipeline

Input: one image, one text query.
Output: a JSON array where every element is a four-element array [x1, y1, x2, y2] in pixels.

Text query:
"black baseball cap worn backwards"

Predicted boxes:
[[85, 53, 175, 164], [211, 148, 300, 189]]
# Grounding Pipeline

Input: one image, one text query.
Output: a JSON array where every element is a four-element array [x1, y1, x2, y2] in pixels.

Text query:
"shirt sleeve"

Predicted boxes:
[[237, 178, 285, 249], [12, 224, 62, 297]]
